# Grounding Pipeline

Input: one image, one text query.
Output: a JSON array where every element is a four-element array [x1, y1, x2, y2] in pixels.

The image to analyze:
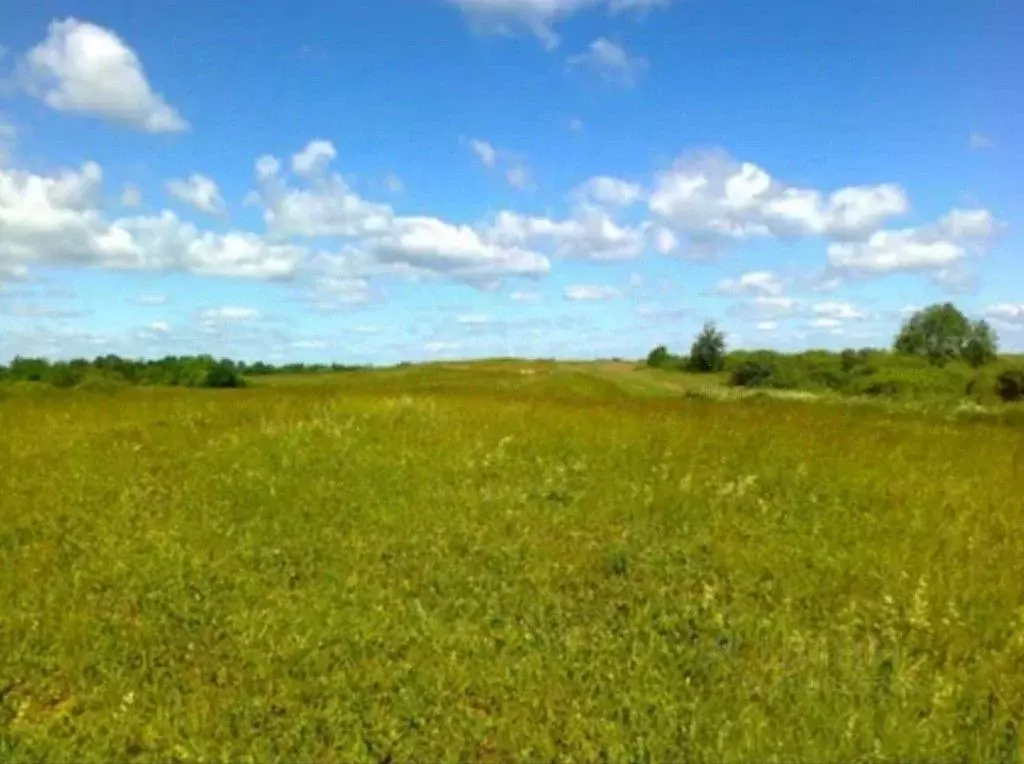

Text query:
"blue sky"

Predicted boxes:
[[0, 0, 1021, 364]]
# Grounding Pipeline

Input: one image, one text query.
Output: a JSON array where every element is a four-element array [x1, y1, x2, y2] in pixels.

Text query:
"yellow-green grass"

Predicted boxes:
[[2, 366, 1024, 761]]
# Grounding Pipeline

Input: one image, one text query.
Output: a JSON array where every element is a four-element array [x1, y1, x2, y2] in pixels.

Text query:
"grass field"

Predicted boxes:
[[2, 363, 1024, 761]]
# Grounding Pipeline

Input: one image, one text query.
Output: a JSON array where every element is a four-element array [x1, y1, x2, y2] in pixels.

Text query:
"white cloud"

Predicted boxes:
[[292, 139, 337, 177], [715, 270, 784, 297], [510, 290, 540, 302], [256, 167, 392, 239], [651, 226, 678, 254], [0, 161, 306, 281], [569, 118, 584, 133], [565, 284, 620, 301], [255, 155, 281, 181], [568, 38, 648, 87], [367, 215, 550, 282], [827, 208, 995, 275], [444, 0, 671, 48], [984, 304, 1024, 325], [485, 209, 647, 261], [756, 321, 777, 331], [573, 175, 643, 207], [292, 339, 328, 349], [150, 320, 169, 333], [136, 293, 165, 305], [810, 317, 842, 329], [730, 295, 800, 320], [165, 173, 226, 216], [649, 151, 910, 251], [811, 301, 865, 320], [201, 306, 259, 322], [506, 164, 532, 190], [120, 183, 142, 207], [20, 18, 188, 132], [384, 174, 405, 194], [969, 132, 995, 150], [469, 138, 498, 168]]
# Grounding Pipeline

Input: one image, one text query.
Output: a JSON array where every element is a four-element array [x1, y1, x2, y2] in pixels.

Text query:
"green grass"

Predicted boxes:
[[2, 364, 1024, 761]]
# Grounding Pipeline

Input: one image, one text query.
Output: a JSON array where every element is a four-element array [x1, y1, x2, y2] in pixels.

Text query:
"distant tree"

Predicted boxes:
[[646, 345, 670, 368], [688, 321, 727, 372], [894, 303, 998, 367], [962, 319, 998, 368]]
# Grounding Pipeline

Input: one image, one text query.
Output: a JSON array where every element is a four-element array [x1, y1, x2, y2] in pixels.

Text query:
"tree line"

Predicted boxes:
[[0, 354, 367, 389], [647, 303, 1024, 404]]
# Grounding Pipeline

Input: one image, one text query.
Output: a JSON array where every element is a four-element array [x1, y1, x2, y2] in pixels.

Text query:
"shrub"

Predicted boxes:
[[646, 345, 671, 368], [996, 368, 1024, 403], [203, 362, 245, 389]]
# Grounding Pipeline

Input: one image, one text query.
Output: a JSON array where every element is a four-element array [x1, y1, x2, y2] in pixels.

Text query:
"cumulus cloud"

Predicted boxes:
[[19, 18, 188, 132], [366, 215, 550, 282], [564, 284, 620, 301], [827, 209, 996, 275], [485, 209, 648, 261], [291, 139, 337, 177], [715, 270, 784, 297], [649, 150, 910, 253], [165, 173, 226, 216], [568, 38, 648, 87], [0, 162, 305, 280]]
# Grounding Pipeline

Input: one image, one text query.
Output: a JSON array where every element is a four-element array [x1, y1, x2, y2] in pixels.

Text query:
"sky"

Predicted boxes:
[[0, 0, 1021, 364]]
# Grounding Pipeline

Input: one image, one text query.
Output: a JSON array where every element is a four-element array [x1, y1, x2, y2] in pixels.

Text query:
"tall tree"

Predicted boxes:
[[689, 321, 727, 372], [894, 303, 997, 367]]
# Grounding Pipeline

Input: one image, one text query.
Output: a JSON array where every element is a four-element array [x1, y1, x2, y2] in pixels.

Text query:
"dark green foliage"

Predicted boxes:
[[895, 303, 998, 367], [996, 368, 1024, 403], [646, 345, 670, 368], [688, 321, 727, 372], [203, 362, 245, 388], [963, 320, 999, 368]]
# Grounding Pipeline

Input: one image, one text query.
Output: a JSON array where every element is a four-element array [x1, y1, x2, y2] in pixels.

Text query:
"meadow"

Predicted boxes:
[[2, 362, 1024, 761]]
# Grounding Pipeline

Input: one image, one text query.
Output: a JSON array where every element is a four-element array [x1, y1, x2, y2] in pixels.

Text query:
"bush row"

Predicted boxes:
[[724, 349, 1024, 404]]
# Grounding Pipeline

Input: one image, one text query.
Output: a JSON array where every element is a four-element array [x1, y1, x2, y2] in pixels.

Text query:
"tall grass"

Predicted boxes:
[[2, 367, 1023, 761]]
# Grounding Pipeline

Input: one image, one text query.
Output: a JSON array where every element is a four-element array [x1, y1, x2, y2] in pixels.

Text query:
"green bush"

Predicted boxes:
[[646, 345, 670, 368], [995, 368, 1024, 403], [203, 362, 245, 389]]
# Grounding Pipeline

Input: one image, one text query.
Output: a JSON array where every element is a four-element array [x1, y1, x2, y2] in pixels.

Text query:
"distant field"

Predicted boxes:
[[2, 363, 1024, 761]]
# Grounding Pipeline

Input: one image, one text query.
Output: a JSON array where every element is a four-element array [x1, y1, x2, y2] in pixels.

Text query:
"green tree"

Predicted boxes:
[[894, 303, 997, 367], [688, 321, 727, 373], [962, 319, 998, 368], [646, 345, 670, 368]]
